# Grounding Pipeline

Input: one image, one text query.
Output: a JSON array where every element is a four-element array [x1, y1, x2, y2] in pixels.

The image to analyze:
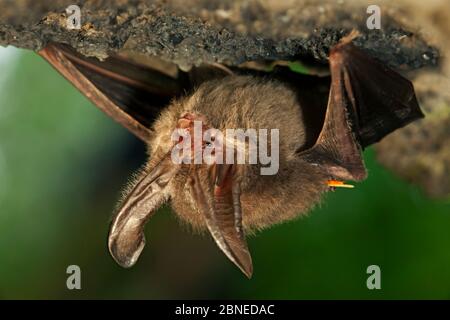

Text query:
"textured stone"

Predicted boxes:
[[0, 0, 439, 70]]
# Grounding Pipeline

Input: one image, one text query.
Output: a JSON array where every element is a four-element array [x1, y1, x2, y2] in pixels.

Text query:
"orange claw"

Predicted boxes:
[[327, 180, 354, 189]]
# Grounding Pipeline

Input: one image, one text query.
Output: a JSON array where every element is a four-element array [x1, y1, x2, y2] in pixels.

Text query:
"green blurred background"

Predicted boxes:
[[0, 46, 449, 299]]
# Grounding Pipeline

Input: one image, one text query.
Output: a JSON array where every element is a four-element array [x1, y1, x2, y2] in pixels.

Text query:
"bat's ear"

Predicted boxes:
[[108, 153, 178, 268], [191, 164, 253, 278], [299, 36, 423, 182]]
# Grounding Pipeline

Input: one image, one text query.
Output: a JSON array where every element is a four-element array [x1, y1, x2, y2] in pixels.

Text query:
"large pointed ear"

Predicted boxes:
[[190, 164, 253, 278], [39, 43, 188, 142], [108, 153, 179, 268], [299, 35, 423, 181]]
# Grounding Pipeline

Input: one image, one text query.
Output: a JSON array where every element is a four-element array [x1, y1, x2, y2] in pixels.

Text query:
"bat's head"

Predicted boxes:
[[108, 100, 256, 277], [107, 75, 331, 278]]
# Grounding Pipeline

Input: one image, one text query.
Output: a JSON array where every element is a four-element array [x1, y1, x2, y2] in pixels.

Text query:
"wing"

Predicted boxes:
[[39, 43, 189, 142], [299, 37, 424, 181], [334, 42, 424, 148]]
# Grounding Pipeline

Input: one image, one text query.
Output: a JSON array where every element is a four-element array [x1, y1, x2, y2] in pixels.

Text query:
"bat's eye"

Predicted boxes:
[[205, 141, 213, 147]]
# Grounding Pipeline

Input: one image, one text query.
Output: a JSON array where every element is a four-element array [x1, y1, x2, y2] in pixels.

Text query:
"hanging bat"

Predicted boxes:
[[38, 33, 423, 278]]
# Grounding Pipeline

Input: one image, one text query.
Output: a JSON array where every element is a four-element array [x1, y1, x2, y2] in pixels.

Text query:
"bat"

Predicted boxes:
[[39, 33, 423, 278]]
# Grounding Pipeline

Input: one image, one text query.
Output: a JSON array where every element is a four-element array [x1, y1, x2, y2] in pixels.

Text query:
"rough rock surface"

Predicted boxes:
[[0, 0, 439, 70]]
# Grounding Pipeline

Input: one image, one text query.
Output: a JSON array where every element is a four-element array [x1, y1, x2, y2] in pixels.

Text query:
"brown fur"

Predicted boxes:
[[142, 75, 329, 233]]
